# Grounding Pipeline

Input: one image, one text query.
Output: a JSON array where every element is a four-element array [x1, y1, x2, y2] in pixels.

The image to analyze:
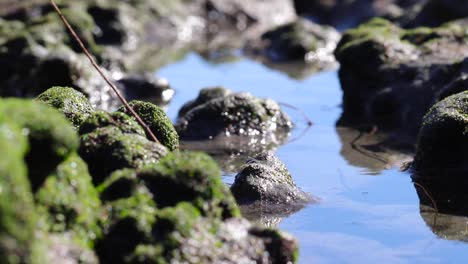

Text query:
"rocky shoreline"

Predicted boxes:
[[0, 0, 467, 263]]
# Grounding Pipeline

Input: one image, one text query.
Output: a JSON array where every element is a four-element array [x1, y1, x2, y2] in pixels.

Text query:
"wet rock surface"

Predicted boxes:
[[176, 88, 293, 141], [245, 17, 340, 68], [411, 91, 468, 177], [335, 18, 468, 144], [231, 152, 311, 205]]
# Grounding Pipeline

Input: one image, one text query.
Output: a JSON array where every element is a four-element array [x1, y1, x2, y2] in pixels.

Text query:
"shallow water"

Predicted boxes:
[[157, 53, 468, 263]]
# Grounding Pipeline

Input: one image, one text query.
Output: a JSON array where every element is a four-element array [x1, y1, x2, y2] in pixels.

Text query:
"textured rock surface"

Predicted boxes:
[[78, 126, 168, 184], [335, 18, 468, 144], [412, 91, 468, 176], [176, 89, 293, 140], [0, 99, 78, 191], [118, 100, 179, 151], [231, 152, 311, 205], [36, 86, 95, 128]]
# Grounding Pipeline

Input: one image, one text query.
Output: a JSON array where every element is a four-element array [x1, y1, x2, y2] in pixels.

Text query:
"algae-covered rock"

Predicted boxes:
[[79, 111, 145, 136], [176, 91, 293, 140], [79, 126, 168, 184], [46, 234, 98, 264], [35, 153, 102, 247], [118, 100, 179, 151], [412, 91, 468, 176], [231, 152, 310, 205], [138, 151, 240, 219], [247, 17, 339, 65], [0, 123, 43, 264], [335, 18, 468, 142], [132, 204, 299, 264], [36, 86, 94, 128], [0, 99, 78, 191], [178, 86, 232, 117], [96, 181, 157, 263]]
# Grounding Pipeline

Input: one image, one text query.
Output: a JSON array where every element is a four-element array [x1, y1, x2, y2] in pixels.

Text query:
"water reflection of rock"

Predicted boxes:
[[337, 127, 413, 174], [239, 202, 308, 229], [413, 177, 468, 242], [180, 133, 288, 174]]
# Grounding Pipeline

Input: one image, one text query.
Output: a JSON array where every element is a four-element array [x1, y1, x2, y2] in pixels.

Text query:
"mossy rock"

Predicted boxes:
[[231, 152, 311, 205], [117, 100, 179, 151], [176, 92, 293, 140], [96, 181, 157, 263], [412, 91, 468, 176], [0, 123, 43, 263], [35, 153, 102, 248], [79, 126, 168, 184], [0, 98, 79, 191], [36, 86, 94, 128], [79, 111, 145, 136], [138, 151, 241, 219], [177, 86, 232, 117]]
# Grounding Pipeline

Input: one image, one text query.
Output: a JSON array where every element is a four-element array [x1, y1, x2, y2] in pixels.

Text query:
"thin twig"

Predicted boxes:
[[414, 181, 439, 226], [279, 102, 313, 126], [49, 0, 160, 144], [350, 127, 388, 164]]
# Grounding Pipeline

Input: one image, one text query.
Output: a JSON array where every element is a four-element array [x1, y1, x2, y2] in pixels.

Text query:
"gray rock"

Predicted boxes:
[[335, 18, 468, 144], [231, 152, 311, 205], [176, 89, 293, 140]]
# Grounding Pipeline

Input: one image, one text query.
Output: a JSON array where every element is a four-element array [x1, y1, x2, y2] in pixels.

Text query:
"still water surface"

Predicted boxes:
[[157, 53, 468, 263]]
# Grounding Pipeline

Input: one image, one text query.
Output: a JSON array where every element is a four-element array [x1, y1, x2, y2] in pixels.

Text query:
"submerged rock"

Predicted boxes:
[[0, 99, 79, 191], [176, 88, 293, 140], [117, 100, 179, 151], [412, 91, 468, 177], [78, 126, 168, 184], [36, 86, 95, 128], [335, 18, 468, 143], [246, 17, 339, 66], [231, 152, 311, 205]]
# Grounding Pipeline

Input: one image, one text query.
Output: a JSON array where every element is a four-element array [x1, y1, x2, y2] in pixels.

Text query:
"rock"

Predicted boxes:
[[245, 17, 339, 66], [36, 86, 95, 128], [35, 153, 102, 247], [404, 0, 468, 28], [411, 91, 468, 177], [178, 86, 232, 117], [46, 234, 99, 264], [126, 203, 299, 264], [293, 0, 407, 29], [78, 126, 168, 184], [78, 111, 145, 136], [231, 152, 311, 206], [0, 122, 44, 264], [96, 181, 157, 263], [176, 89, 293, 140], [116, 74, 174, 106], [335, 18, 468, 143], [117, 100, 179, 151], [0, 99, 79, 191]]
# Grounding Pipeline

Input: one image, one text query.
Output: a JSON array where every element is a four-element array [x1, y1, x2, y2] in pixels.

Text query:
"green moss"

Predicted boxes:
[[0, 98, 79, 191], [36, 86, 94, 128], [79, 111, 145, 136], [97, 169, 140, 202], [139, 151, 240, 219], [35, 153, 102, 248], [118, 101, 179, 151], [0, 123, 43, 264], [79, 126, 168, 184]]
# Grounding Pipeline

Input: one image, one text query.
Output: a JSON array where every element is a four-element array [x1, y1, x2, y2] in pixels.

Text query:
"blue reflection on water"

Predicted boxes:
[[157, 53, 468, 264]]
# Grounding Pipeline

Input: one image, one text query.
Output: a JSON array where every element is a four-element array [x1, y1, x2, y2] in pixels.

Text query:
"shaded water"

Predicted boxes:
[[157, 53, 468, 263]]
